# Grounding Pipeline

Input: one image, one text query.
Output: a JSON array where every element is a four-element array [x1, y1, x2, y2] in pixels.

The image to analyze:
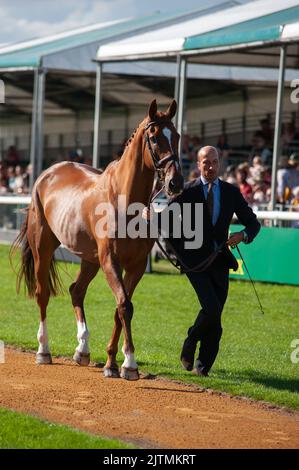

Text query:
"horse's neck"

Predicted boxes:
[[116, 128, 154, 205]]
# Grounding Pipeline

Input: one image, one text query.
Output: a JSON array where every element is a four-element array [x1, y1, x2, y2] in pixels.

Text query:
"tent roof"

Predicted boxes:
[[0, 1, 246, 71], [97, 0, 299, 68], [2, 62, 298, 122]]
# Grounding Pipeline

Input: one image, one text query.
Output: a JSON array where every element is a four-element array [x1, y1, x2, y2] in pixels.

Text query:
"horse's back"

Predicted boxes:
[[36, 161, 101, 190], [32, 162, 101, 262]]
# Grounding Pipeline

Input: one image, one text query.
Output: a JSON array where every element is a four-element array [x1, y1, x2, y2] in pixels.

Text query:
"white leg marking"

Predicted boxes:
[[37, 320, 50, 354], [121, 346, 138, 369], [76, 321, 90, 354]]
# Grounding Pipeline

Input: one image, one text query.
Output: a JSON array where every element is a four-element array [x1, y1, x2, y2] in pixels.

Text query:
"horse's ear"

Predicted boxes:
[[166, 99, 177, 120], [148, 99, 157, 120]]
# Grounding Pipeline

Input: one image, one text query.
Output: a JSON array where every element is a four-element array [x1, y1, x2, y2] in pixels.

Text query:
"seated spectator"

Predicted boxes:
[[265, 187, 271, 204], [22, 163, 32, 193], [291, 186, 299, 208], [67, 148, 84, 163], [0, 161, 7, 183], [252, 182, 267, 206], [236, 167, 252, 203], [249, 155, 264, 183], [5, 145, 20, 167], [258, 118, 274, 147], [281, 122, 296, 146], [13, 165, 26, 194], [277, 153, 299, 204], [250, 132, 272, 166], [7, 166, 16, 192], [290, 186, 299, 227], [0, 177, 8, 194], [238, 161, 250, 175], [217, 133, 230, 151], [222, 164, 237, 186]]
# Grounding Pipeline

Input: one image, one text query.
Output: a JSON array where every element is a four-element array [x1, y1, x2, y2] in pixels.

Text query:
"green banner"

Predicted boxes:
[[229, 225, 299, 286]]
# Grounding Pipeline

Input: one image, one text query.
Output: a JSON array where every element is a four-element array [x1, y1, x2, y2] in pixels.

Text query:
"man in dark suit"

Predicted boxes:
[[144, 145, 261, 377], [169, 145, 260, 377]]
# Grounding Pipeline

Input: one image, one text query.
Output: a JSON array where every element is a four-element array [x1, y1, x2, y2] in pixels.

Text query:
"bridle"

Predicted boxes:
[[144, 120, 179, 182]]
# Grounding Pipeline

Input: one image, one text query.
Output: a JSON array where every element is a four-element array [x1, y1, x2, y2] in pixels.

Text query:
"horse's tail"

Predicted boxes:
[[10, 207, 36, 297], [10, 193, 63, 298]]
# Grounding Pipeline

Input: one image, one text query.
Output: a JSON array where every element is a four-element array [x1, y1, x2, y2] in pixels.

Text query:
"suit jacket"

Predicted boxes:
[[164, 177, 261, 272]]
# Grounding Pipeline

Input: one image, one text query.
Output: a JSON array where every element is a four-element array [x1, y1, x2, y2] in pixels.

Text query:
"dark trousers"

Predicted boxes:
[[185, 255, 229, 373]]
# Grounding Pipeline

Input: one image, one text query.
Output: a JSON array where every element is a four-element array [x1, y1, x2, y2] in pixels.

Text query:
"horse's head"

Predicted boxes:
[[144, 99, 184, 197]]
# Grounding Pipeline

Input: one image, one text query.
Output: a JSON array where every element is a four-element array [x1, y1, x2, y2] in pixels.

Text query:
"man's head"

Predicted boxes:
[[197, 146, 220, 183]]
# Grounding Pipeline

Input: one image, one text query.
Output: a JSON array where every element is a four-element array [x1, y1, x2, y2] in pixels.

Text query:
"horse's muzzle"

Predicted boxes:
[[165, 173, 184, 196]]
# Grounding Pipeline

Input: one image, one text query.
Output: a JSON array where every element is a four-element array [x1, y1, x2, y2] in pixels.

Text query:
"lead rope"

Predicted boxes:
[[234, 245, 265, 315], [146, 183, 226, 273], [147, 189, 266, 305]]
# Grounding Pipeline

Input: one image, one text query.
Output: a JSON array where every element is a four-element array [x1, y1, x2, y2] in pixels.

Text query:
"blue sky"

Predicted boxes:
[[0, 0, 250, 44]]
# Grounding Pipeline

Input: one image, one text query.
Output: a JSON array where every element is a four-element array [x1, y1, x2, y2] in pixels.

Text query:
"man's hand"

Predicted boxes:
[[226, 231, 244, 248]]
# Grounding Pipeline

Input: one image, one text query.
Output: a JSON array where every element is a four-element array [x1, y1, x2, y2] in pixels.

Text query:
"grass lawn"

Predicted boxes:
[[1, 244, 299, 410], [0, 408, 135, 449]]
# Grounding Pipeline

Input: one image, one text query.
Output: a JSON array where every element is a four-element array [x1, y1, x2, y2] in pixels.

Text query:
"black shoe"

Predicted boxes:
[[180, 338, 197, 371], [192, 366, 209, 377], [192, 359, 209, 377]]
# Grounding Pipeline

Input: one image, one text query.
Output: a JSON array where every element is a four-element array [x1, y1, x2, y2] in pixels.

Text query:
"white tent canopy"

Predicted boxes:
[[97, 0, 299, 62]]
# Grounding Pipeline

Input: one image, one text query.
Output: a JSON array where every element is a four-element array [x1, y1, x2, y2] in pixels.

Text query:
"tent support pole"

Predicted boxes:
[[30, 68, 45, 190], [176, 56, 187, 165], [270, 45, 287, 210], [174, 55, 181, 128], [93, 61, 103, 169]]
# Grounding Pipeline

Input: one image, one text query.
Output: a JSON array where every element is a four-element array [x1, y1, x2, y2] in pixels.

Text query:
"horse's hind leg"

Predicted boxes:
[[28, 212, 60, 365], [69, 259, 99, 366]]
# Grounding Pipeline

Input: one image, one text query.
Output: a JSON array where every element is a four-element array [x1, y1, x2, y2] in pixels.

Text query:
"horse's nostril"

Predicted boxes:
[[169, 179, 175, 190], [168, 177, 183, 194]]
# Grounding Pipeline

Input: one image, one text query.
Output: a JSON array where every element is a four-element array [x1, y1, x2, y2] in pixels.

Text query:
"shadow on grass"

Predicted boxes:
[[215, 368, 299, 394], [139, 386, 206, 393]]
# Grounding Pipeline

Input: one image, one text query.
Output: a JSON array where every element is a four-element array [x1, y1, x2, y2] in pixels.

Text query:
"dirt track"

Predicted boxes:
[[0, 347, 298, 449]]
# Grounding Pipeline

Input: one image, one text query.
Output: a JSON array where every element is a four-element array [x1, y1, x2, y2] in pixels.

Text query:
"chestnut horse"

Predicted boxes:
[[12, 99, 183, 380]]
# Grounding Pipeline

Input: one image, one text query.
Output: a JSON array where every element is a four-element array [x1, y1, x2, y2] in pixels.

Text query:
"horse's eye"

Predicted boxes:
[[150, 126, 155, 133]]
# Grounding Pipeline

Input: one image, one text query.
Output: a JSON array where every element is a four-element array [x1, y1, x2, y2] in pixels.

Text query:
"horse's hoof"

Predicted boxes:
[[103, 367, 120, 378], [36, 353, 52, 365], [73, 351, 90, 366], [120, 367, 139, 381]]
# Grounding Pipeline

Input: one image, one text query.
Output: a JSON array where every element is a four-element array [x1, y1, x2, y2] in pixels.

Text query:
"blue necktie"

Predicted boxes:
[[207, 182, 214, 222]]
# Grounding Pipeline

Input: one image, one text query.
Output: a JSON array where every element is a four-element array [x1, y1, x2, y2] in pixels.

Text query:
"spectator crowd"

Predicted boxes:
[[1, 119, 299, 217]]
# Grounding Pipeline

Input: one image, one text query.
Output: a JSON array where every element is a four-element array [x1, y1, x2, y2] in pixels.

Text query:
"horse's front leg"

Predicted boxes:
[[119, 264, 147, 379], [100, 252, 146, 381]]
